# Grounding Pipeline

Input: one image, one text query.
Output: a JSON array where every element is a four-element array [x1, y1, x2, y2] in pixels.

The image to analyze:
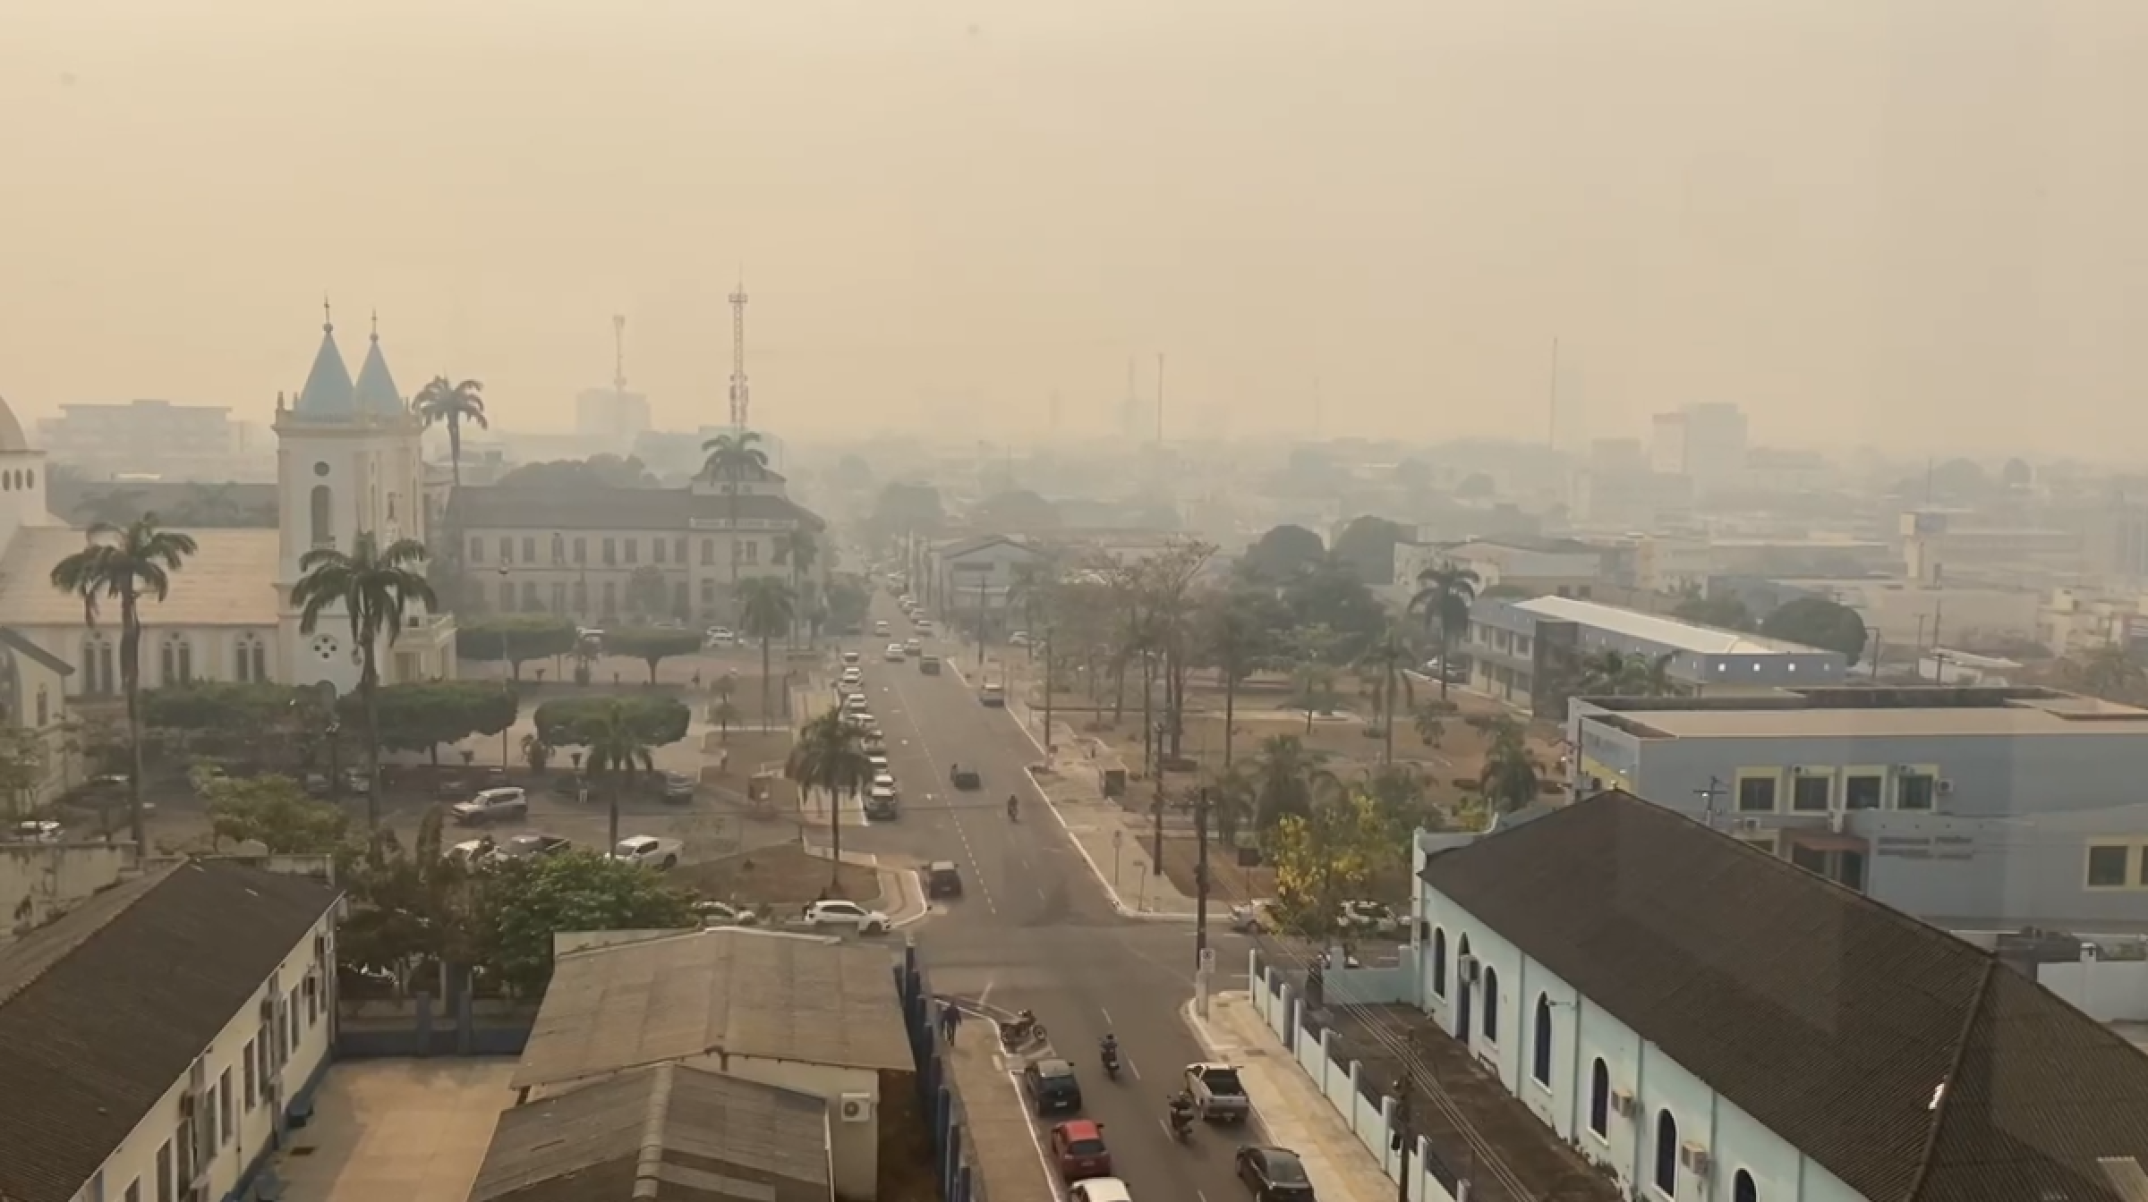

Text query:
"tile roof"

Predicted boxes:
[[447, 486, 824, 534], [1419, 791, 2148, 1202], [0, 860, 342, 1202], [0, 527, 281, 628], [471, 1062, 830, 1202], [513, 929, 911, 1091]]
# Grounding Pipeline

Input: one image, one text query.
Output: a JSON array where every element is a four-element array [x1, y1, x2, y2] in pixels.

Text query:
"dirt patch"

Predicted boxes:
[[1154, 833, 1275, 907], [669, 840, 879, 907]]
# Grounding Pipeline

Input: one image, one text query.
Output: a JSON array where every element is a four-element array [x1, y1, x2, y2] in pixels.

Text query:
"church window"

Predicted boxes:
[[572, 580, 588, 613], [309, 486, 333, 548], [551, 583, 567, 612], [160, 635, 192, 687], [521, 537, 536, 562], [551, 534, 565, 565], [468, 537, 484, 564], [602, 581, 617, 615], [235, 635, 267, 683], [499, 537, 513, 564], [572, 537, 586, 564], [602, 539, 617, 566], [313, 461, 329, 477], [81, 636, 116, 696], [700, 579, 716, 606], [521, 582, 539, 610], [672, 581, 688, 614], [673, 537, 686, 563], [624, 539, 638, 565], [36, 686, 49, 727], [653, 539, 667, 565]]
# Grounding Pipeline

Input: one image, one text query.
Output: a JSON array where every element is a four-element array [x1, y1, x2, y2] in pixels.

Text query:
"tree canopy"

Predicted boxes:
[[368, 682, 520, 757], [1329, 515, 1409, 586], [970, 489, 1061, 531], [1760, 596, 1869, 664], [534, 694, 691, 747], [495, 455, 662, 489], [457, 615, 581, 678], [866, 482, 945, 544], [1239, 525, 1325, 582], [198, 771, 349, 853], [606, 627, 705, 682], [1670, 590, 1755, 631], [474, 851, 698, 994], [1280, 561, 1387, 660]]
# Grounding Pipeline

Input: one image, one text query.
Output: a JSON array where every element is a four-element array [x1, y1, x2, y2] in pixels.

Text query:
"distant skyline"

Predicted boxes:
[[6, 0, 2147, 458]]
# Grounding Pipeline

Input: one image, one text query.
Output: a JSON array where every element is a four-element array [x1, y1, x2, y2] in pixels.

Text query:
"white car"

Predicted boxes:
[[841, 650, 861, 666], [1230, 899, 1279, 934], [694, 900, 760, 928], [867, 754, 890, 774], [705, 627, 735, 646], [609, 835, 684, 870], [844, 693, 870, 712], [872, 771, 898, 793], [884, 643, 906, 662], [1070, 1179, 1133, 1202], [451, 787, 528, 826], [803, 899, 890, 934], [840, 667, 863, 684], [447, 837, 497, 867], [1337, 899, 1400, 935]]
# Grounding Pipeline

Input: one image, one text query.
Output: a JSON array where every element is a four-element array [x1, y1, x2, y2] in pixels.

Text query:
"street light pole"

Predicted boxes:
[[1151, 718, 1166, 875], [496, 566, 515, 767], [1040, 626, 1054, 752]]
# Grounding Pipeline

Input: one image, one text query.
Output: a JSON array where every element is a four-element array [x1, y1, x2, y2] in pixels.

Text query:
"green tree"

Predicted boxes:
[[456, 616, 579, 680], [1760, 596, 1870, 665], [736, 577, 796, 724], [1329, 515, 1408, 587], [784, 707, 874, 888], [1360, 762, 1431, 837], [48, 514, 200, 850], [1670, 589, 1754, 632], [1355, 622, 1417, 765], [1238, 524, 1325, 583], [606, 627, 705, 684], [199, 772, 349, 853], [1281, 562, 1387, 661], [0, 727, 47, 818], [1265, 788, 1390, 936], [474, 850, 696, 995], [1251, 734, 1334, 830], [583, 699, 656, 852], [699, 430, 771, 592], [413, 376, 488, 487], [1413, 702, 1449, 748], [1196, 586, 1288, 769], [1288, 662, 1342, 734], [1205, 761, 1256, 851], [534, 695, 691, 748], [1481, 720, 1540, 813], [141, 682, 302, 737], [521, 733, 553, 773], [361, 682, 519, 763], [290, 532, 438, 826], [1406, 562, 1479, 700]]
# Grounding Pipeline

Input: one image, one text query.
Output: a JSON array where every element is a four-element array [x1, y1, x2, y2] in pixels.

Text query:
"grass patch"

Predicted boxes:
[[670, 841, 879, 907]]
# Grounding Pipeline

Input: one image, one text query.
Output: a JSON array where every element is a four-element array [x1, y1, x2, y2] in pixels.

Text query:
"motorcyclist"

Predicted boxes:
[[1006, 793, 1020, 821], [1168, 1089, 1196, 1136], [1100, 1033, 1120, 1069]]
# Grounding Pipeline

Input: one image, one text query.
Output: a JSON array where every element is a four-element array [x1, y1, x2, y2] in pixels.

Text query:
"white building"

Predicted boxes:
[[0, 858, 343, 1202], [1402, 791, 2148, 1200]]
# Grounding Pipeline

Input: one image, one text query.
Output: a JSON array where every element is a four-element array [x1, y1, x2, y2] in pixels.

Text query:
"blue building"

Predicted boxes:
[[1407, 792, 2148, 1201]]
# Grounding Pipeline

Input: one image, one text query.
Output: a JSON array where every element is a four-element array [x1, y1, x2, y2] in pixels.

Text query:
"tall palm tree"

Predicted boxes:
[[413, 377, 488, 486], [1355, 622, 1417, 766], [736, 577, 797, 728], [291, 532, 437, 827], [583, 699, 654, 853], [1406, 562, 1480, 699], [1250, 734, 1335, 830], [779, 529, 819, 646], [1481, 721, 1540, 813], [786, 706, 875, 887], [699, 430, 770, 593], [49, 515, 198, 850], [1205, 762, 1257, 851]]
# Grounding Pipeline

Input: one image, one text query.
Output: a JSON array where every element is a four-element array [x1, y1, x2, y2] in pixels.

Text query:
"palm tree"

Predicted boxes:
[[1199, 590, 1269, 770], [48, 515, 198, 850], [1355, 623, 1417, 766], [1577, 650, 1680, 697], [1412, 703, 1446, 748], [1480, 721, 1540, 813], [779, 529, 819, 646], [290, 532, 437, 827], [1406, 563, 1479, 699], [786, 706, 875, 887], [699, 430, 771, 593], [413, 377, 488, 486], [1250, 734, 1335, 830], [583, 699, 655, 853], [736, 577, 797, 727], [1205, 762, 1256, 851]]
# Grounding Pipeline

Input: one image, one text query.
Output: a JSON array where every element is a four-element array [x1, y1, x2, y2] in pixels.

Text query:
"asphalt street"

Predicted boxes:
[[840, 602, 1263, 1202]]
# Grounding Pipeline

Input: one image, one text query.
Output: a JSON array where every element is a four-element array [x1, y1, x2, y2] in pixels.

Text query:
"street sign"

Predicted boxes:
[[1199, 947, 1215, 972], [1112, 828, 1123, 846]]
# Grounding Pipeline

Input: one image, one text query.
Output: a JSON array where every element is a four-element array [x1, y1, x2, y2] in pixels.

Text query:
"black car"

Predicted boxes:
[[949, 763, 981, 790], [927, 861, 964, 899], [1237, 1147, 1316, 1202], [1022, 1057, 1084, 1115]]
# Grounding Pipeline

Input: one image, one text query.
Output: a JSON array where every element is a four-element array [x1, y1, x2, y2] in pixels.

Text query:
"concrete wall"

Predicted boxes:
[[2038, 957, 2148, 1022], [0, 842, 133, 937]]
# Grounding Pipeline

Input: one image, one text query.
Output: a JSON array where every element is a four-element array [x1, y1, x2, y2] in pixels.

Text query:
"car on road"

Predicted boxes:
[[1229, 900, 1280, 934], [1010, 630, 1031, 647], [844, 693, 869, 712], [865, 785, 900, 820], [1236, 1147, 1316, 1202], [693, 900, 760, 928], [493, 833, 573, 862], [903, 639, 922, 656], [446, 837, 497, 866], [840, 667, 863, 687], [867, 753, 890, 774], [451, 787, 528, 826], [661, 772, 696, 803], [875, 620, 891, 635], [1049, 1120, 1113, 1182], [802, 899, 891, 934], [979, 683, 1005, 708], [610, 835, 684, 870], [948, 763, 981, 790], [914, 620, 935, 636], [1021, 1058, 1084, 1115], [841, 650, 861, 666], [884, 643, 906, 662], [926, 861, 964, 898], [919, 655, 942, 675], [1185, 1063, 1250, 1123], [1069, 1179, 1133, 1202], [704, 627, 734, 647]]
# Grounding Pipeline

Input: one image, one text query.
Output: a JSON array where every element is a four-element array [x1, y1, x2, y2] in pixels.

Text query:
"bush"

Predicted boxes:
[[533, 695, 691, 748]]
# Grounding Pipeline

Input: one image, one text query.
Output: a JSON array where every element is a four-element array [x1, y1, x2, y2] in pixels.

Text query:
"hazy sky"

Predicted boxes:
[[5, 0, 2147, 455]]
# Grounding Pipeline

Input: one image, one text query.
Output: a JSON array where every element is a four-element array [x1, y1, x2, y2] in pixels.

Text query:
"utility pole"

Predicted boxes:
[[1041, 627, 1055, 752], [1695, 776, 1726, 829], [1392, 1081, 1414, 1202], [975, 575, 988, 670], [728, 277, 751, 430], [1546, 335, 1561, 450], [613, 314, 629, 396], [1194, 785, 1211, 960], [1151, 745, 1165, 876]]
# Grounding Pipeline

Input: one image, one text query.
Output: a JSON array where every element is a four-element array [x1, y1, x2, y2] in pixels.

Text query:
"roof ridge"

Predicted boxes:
[[1901, 957, 1998, 1202]]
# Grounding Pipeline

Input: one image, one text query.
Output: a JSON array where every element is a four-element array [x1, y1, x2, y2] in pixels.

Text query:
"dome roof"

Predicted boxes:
[[0, 394, 27, 453]]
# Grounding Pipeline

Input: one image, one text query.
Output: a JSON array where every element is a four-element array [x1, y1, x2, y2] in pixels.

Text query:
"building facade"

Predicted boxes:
[[1466, 596, 1845, 718], [1569, 686, 2148, 932], [35, 399, 246, 480], [447, 465, 826, 626], [913, 535, 1047, 634]]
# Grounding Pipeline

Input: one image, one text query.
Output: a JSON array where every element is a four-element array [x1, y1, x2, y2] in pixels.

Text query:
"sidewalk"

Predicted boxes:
[[1184, 992, 1395, 1202], [957, 657, 1199, 920], [944, 1024, 1057, 1202]]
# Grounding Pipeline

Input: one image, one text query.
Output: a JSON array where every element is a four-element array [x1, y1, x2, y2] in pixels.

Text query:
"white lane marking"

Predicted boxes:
[[1100, 1007, 1113, 1025]]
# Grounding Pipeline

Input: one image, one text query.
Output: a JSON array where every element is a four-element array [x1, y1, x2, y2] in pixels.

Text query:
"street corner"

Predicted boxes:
[[884, 861, 932, 928]]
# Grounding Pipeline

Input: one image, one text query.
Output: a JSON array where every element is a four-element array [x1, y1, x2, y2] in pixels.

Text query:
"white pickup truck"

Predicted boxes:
[[1184, 1062, 1251, 1124]]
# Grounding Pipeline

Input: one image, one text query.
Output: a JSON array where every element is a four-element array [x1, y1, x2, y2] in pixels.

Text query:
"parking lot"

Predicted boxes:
[[275, 1060, 515, 1202]]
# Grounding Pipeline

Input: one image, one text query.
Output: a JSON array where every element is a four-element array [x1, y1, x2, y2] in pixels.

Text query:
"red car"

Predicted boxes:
[[1050, 1119, 1113, 1182]]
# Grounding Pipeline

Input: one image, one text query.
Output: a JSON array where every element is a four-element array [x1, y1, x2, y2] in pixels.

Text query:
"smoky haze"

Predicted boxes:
[[4, 0, 2145, 455]]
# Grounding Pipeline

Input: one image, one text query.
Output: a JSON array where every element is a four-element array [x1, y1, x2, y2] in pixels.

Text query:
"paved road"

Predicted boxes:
[[841, 603, 1262, 1202]]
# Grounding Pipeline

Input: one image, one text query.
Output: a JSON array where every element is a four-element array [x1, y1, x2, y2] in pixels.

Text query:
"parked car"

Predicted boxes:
[[867, 754, 891, 775], [693, 900, 760, 928], [841, 650, 861, 666], [1336, 900, 1400, 936], [1185, 1063, 1250, 1123], [904, 639, 922, 656], [1229, 900, 1279, 934], [1236, 1147, 1316, 1202], [926, 861, 964, 898], [661, 772, 697, 802], [1022, 1058, 1084, 1115], [1070, 1179, 1133, 1202], [493, 833, 573, 862], [451, 787, 528, 826], [803, 899, 890, 934], [610, 835, 684, 870], [1049, 1120, 1113, 1182], [979, 683, 1006, 708], [865, 785, 900, 820], [884, 643, 906, 662], [446, 837, 497, 866], [948, 763, 981, 790]]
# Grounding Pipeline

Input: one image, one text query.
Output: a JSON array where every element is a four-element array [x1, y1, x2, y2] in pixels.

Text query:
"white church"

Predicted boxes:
[[0, 312, 459, 810]]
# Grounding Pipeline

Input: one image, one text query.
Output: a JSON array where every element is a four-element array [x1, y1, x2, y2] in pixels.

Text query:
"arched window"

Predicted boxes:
[[1482, 966, 1500, 1040], [1588, 1059, 1610, 1137], [160, 633, 192, 686], [35, 685, 49, 727], [82, 635, 115, 696], [235, 634, 267, 683], [1432, 928, 1448, 997], [1732, 1170, 1757, 1202], [1531, 994, 1553, 1085], [310, 484, 333, 547], [1654, 1110, 1680, 1195]]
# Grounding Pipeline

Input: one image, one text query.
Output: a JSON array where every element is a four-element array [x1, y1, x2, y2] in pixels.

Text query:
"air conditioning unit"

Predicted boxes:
[[1609, 1088, 1636, 1119], [837, 1094, 874, 1124], [1680, 1141, 1714, 1179], [1458, 954, 1481, 984]]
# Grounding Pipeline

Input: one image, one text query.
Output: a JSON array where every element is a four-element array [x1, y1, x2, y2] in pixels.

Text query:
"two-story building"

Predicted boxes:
[[1466, 595, 1845, 718], [0, 859, 343, 1202], [1410, 791, 2148, 1201], [913, 535, 1048, 636], [506, 928, 913, 1201], [447, 465, 827, 626], [1568, 686, 2148, 934]]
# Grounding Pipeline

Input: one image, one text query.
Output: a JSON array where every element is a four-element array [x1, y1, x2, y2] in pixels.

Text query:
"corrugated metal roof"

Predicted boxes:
[[1515, 594, 1821, 657], [513, 930, 911, 1090]]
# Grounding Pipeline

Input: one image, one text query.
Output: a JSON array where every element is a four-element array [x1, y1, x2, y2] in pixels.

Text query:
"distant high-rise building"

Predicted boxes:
[[575, 387, 651, 443], [1649, 402, 1747, 482], [37, 399, 247, 479]]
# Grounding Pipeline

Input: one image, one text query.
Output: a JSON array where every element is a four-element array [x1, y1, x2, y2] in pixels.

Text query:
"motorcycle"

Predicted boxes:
[[999, 1010, 1045, 1050], [1168, 1098, 1195, 1144], [1101, 1042, 1121, 1080]]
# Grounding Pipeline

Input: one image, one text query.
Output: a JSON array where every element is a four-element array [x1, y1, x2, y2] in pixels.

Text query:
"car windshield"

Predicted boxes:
[[1039, 1060, 1074, 1078], [1067, 1138, 1106, 1157], [617, 839, 650, 853], [1202, 1068, 1244, 1092], [1262, 1153, 1309, 1184]]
